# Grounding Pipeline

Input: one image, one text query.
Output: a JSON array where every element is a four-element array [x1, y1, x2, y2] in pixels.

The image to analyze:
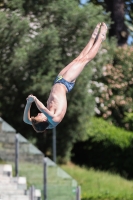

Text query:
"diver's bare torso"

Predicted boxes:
[[47, 83, 68, 124]]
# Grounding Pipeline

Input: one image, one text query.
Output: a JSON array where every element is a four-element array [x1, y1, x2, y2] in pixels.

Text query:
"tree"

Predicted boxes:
[[82, 0, 133, 46], [104, 0, 129, 46], [78, 0, 133, 133], [0, 0, 111, 162], [91, 45, 133, 131]]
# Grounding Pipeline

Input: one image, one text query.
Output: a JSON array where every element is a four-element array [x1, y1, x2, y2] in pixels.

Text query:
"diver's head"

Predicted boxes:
[[31, 113, 49, 133]]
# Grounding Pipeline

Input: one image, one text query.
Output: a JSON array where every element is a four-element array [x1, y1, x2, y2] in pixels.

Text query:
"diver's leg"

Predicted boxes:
[[60, 22, 107, 82], [58, 23, 101, 77], [77, 23, 101, 58]]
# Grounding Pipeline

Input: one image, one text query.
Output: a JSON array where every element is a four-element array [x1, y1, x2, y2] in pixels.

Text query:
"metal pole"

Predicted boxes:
[[29, 187, 31, 200], [31, 185, 35, 200], [43, 157, 47, 200], [76, 186, 81, 200], [15, 134, 19, 177], [52, 127, 56, 163]]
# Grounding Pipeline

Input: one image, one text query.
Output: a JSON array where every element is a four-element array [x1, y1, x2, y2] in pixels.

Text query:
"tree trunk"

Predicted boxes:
[[105, 0, 129, 46]]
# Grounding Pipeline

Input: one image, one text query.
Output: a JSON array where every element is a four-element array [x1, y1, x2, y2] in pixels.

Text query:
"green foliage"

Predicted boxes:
[[86, 117, 133, 149], [123, 112, 133, 130], [62, 163, 133, 200], [82, 196, 133, 200], [72, 117, 133, 178], [91, 46, 133, 131]]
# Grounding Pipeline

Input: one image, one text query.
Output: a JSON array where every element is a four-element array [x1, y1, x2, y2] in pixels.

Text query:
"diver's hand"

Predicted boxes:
[[26, 94, 36, 103]]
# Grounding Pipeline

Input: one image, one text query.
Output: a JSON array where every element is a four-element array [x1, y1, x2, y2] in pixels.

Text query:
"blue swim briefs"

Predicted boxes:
[[54, 75, 75, 92]]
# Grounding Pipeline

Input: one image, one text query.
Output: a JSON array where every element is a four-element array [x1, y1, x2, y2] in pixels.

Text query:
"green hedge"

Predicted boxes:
[[81, 192, 133, 200], [72, 117, 133, 179], [82, 195, 133, 200], [86, 117, 133, 149]]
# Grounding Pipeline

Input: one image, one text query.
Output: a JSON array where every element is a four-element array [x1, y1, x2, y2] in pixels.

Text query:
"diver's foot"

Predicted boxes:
[[92, 23, 101, 39], [99, 22, 108, 41]]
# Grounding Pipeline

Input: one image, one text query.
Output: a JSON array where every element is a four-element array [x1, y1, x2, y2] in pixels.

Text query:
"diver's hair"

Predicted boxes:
[[31, 117, 49, 133]]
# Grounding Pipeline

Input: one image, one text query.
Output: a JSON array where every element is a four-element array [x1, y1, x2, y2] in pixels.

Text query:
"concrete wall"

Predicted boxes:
[[0, 118, 43, 164]]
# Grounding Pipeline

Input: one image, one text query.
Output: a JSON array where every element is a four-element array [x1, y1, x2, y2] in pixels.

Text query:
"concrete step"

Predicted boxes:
[[0, 188, 25, 195], [0, 184, 18, 190], [0, 165, 12, 177], [0, 165, 41, 199], [0, 178, 27, 191], [0, 175, 27, 189], [0, 175, 11, 183], [13, 177, 27, 190], [0, 194, 29, 200]]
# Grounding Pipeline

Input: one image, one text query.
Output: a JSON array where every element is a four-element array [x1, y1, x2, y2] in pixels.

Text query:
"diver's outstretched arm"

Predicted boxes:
[[23, 101, 32, 125]]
